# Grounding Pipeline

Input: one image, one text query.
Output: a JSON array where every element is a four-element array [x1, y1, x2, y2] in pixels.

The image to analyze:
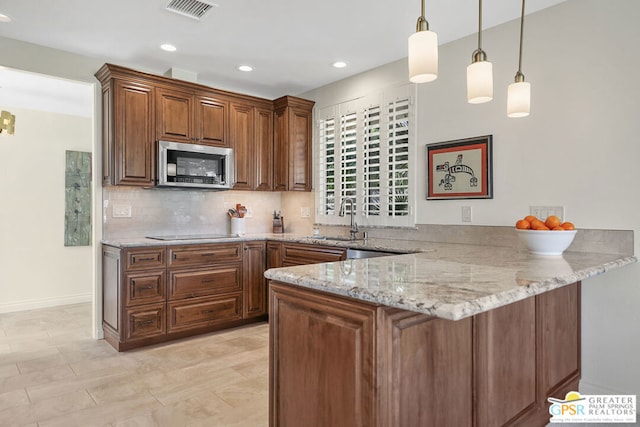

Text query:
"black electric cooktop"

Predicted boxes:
[[146, 234, 237, 241]]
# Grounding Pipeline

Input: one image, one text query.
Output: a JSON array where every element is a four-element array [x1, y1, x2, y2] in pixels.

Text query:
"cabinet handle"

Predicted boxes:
[[201, 278, 215, 283], [172, 253, 177, 260], [200, 253, 215, 257], [138, 319, 155, 327], [202, 309, 214, 314], [138, 285, 155, 290], [136, 257, 156, 262]]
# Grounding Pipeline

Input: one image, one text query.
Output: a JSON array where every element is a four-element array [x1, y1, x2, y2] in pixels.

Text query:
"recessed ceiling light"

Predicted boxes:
[[237, 65, 253, 72], [160, 43, 177, 52], [0, 13, 12, 23], [332, 61, 347, 69]]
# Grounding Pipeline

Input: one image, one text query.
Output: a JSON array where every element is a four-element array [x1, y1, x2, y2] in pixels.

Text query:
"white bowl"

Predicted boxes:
[[516, 229, 577, 256]]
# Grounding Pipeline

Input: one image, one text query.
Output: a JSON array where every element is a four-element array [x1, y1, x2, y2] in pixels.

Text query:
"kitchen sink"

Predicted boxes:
[[311, 236, 362, 242], [346, 248, 398, 259]]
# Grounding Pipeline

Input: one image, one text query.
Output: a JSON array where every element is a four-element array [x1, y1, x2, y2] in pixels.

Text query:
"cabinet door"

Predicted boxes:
[[270, 282, 377, 427], [168, 243, 243, 268], [124, 303, 166, 341], [288, 107, 312, 191], [156, 87, 194, 143], [114, 80, 155, 186], [281, 243, 346, 266], [266, 241, 283, 269], [168, 294, 243, 333], [124, 270, 166, 307], [168, 263, 243, 300], [254, 108, 274, 191], [243, 241, 267, 318], [196, 94, 228, 147], [273, 108, 288, 191], [230, 102, 255, 190]]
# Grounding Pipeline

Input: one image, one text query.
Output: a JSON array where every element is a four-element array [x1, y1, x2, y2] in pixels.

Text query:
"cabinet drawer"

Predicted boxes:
[[125, 303, 166, 341], [124, 270, 166, 307], [168, 294, 242, 333], [168, 243, 243, 268], [124, 247, 166, 271], [168, 263, 242, 300], [281, 243, 346, 265]]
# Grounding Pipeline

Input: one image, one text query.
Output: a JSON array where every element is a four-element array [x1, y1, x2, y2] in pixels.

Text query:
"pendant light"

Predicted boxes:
[[507, 0, 531, 117], [467, 0, 493, 103], [408, 0, 438, 83]]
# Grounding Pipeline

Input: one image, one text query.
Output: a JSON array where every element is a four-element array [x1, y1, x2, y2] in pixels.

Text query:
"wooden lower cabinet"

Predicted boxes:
[[244, 241, 268, 318], [124, 303, 166, 341], [102, 242, 268, 351], [279, 242, 346, 266], [269, 281, 581, 427], [168, 294, 243, 333]]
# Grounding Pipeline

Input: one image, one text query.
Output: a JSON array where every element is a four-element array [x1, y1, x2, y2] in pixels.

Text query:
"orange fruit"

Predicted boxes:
[[515, 219, 531, 230], [544, 215, 562, 229], [552, 226, 564, 231], [524, 215, 537, 223], [530, 219, 546, 230], [560, 222, 575, 230]]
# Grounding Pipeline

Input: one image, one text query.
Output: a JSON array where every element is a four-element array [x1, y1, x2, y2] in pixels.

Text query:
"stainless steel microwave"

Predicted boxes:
[[157, 140, 234, 190]]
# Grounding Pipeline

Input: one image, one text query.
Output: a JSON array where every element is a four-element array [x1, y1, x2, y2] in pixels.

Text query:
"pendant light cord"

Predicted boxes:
[[517, 0, 526, 74], [478, 0, 483, 50]]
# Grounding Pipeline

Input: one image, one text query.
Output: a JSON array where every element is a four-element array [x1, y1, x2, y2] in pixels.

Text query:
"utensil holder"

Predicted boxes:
[[231, 217, 246, 236], [273, 217, 284, 234]]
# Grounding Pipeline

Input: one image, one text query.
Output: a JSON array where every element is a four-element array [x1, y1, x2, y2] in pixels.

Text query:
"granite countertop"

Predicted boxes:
[[102, 233, 637, 321], [101, 233, 428, 253], [264, 241, 637, 321]]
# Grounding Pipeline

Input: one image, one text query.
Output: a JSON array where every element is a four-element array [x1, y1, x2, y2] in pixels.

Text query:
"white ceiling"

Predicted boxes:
[[0, 0, 567, 100]]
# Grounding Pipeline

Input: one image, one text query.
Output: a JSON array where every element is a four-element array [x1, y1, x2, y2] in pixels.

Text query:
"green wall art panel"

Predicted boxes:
[[65, 150, 92, 246]]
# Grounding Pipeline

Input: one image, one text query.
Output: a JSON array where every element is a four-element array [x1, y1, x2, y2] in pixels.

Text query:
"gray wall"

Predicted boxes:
[[302, 0, 640, 398]]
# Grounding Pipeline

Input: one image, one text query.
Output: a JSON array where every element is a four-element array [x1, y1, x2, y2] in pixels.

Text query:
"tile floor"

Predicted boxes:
[[0, 303, 269, 426]]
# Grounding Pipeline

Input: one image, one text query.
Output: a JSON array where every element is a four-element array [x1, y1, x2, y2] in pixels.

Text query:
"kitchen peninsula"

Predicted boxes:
[[264, 239, 636, 427]]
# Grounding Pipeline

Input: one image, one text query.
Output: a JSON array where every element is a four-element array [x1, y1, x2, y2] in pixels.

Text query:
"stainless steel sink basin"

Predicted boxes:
[[310, 236, 362, 242], [346, 248, 397, 259]]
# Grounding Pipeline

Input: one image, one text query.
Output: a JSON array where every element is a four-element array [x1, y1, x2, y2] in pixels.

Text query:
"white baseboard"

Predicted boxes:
[[0, 293, 92, 314]]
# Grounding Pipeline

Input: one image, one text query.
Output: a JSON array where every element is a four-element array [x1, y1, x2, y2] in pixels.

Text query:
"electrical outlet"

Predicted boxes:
[[530, 206, 564, 220], [244, 207, 253, 218], [461, 206, 472, 222], [112, 204, 132, 218], [300, 207, 311, 218]]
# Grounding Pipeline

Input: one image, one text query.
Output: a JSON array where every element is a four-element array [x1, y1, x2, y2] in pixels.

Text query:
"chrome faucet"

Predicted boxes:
[[338, 197, 358, 240]]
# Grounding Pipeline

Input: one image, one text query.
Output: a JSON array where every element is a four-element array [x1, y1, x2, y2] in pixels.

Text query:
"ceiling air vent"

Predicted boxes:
[[165, 0, 216, 21]]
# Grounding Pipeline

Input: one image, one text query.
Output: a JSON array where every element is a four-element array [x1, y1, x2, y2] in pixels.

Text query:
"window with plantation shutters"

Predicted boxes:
[[316, 84, 416, 227]]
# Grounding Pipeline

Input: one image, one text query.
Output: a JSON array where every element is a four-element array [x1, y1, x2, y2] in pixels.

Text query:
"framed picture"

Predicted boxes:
[[426, 135, 493, 200]]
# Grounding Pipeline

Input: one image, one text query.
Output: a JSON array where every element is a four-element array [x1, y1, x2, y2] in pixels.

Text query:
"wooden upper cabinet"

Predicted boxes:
[[100, 77, 155, 186], [96, 63, 311, 189], [230, 102, 255, 190], [196, 94, 228, 147], [254, 107, 274, 191], [156, 87, 194, 143], [156, 87, 229, 147], [273, 96, 315, 191]]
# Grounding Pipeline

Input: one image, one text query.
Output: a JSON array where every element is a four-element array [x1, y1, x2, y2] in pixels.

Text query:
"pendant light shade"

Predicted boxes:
[[408, 0, 438, 83], [507, 76, 530, 118], [467, 56, 493, 103], [467, 0, 493, 103], [507, 0, 530, 117]]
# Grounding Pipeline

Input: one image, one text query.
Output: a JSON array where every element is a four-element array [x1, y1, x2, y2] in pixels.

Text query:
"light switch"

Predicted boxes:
[[530, 206, 564, 220], [113, 204, 132, 218], [462, 206, 472, 222], [300, 207, 311, 218]]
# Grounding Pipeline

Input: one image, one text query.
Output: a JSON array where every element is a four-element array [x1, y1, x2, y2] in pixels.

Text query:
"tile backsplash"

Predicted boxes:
[[103, 188, 283, 239]]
